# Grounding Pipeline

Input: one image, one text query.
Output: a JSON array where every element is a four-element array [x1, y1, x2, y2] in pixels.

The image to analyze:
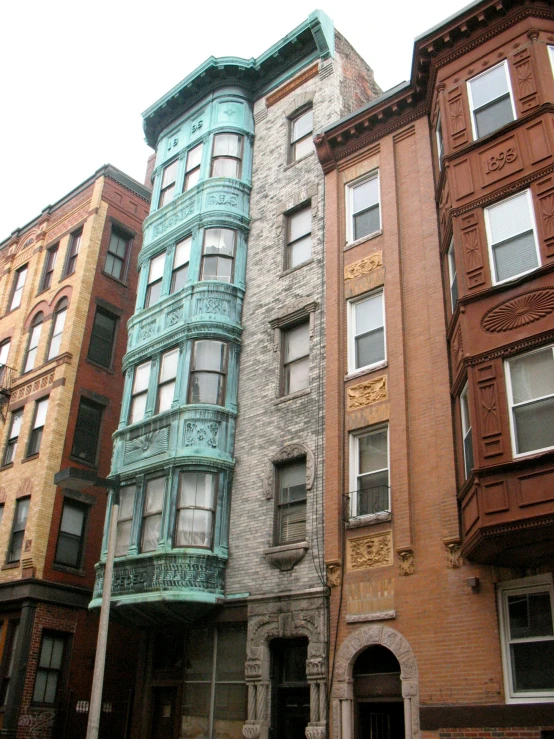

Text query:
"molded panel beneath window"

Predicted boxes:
[[462, 488, 480, 535], [482, 479, 509, 514], [517, 467, 554, 508]]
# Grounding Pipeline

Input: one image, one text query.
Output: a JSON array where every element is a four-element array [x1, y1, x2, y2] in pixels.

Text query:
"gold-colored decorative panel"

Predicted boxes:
[[348, 531, 393, 571], [344, 251, 382, 280], [346, 577, 394, 616], [347, 375, 387, 410]]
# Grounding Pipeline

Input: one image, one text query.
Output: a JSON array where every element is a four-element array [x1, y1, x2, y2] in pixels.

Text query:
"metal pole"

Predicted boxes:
[[86, 486, 119, 739]]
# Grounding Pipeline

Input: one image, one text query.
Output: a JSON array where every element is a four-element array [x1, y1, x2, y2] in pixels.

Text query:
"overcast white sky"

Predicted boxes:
[[0, 0, 469, 239]]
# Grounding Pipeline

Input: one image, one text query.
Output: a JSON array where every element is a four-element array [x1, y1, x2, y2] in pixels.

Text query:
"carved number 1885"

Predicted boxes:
[[484, 147, 517, 174]]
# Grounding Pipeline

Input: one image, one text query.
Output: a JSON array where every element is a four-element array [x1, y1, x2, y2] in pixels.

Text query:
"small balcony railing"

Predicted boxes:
[[343, 486, 391, 521], [0, 365, 15, 419]]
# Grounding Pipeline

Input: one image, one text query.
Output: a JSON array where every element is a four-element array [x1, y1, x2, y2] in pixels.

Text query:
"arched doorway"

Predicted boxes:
[[353, 646, 404, 739]]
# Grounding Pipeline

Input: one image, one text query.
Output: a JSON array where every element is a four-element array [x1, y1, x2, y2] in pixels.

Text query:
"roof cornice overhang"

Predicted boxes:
[[316, 0, 554, 172], [142, 10, 335, 148]]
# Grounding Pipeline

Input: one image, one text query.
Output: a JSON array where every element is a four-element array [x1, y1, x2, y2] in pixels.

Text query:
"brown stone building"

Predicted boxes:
[[0, 165, 149, 738], [316, 1, 554, 737]]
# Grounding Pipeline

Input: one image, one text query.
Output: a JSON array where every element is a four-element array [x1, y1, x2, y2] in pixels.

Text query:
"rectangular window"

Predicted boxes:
[[188, 340, 228, 405], [3, 410, 23, 465], [0, 340, 10, 370], [201, 229, 235, 283], [158, 160, 178, 208], [175, 472, 217, 548], [286, 206, 311, 270], [9, 265, 27, 311], [506, 345, 554, 457], [283, 323, 310, 395], [64, 229, 82, 277], [141, 478, 165, 552], [23, 315, 43, 373], [211, 134, 243, 179], [105, 229, 131, 281], [485, 190, 539, 284], [27, 397, 48, 456], [276, 460, 306, 544], [54, 500, 87, 568], [71, 398, 103, 464], [436, 112, 444, 169], [156, 348, 178, 413], [115, 484, 136, 557], [171, 237, 191, 293], [144, 252, 166, 308], [498, 575, 554, 701], [47, 299, 67, 360], [348, 291, 385, 373], [87, 308, 117, 369], [290, 108, 313, 161], [460, 383, 474, 479], [447, 239, 458, 311], [0, 622, 20, 706], [41, 246, 58, 291], [350, 427, 389, 518], [129, 361, 152, 424], [348, 173, 380, 243], [8, 497, 30, 562], [32, 632, 66, 704], [550, 46, 554, 76], [468, 61, 515, 140], [184, 143, 203, 191]]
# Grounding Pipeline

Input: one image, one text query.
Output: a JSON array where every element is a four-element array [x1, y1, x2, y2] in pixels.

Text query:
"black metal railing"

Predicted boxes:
[[343, 486, 391, 521], [54, 689, 134, 739], [0, 364, 15, 399]]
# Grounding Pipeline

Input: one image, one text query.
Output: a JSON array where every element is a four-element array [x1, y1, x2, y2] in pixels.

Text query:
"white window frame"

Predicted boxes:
[[467, 60, 516, 141], [347, 290, 386, 375], [549, 46, 554, 78], [460, 383, 473, 479], [447, 239, 458, 313], [349, 425, 390, 521], [497, 574, 554, 703], [436, 112, 444, 170], [484, 189, 540, 286], [346, 171, 381, 245], [505, 344, 554, 459]]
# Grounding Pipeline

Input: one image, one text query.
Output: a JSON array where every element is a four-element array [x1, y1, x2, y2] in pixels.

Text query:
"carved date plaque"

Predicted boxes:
[[479, 137, 522, 187]]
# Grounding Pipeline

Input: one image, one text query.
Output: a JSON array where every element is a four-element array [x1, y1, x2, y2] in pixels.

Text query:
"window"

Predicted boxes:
[[41, 246, 58, 291], [71, 398, 103, 464], [32, 632, 66, 704], [276, 460, 306, 544], [8, 497, 30, 562], [54, 500, 87, 568], [156, 348, 178, 413], [115, 484, 136, 557], [171, 237, 191, 293], [47, 299, 67, 360], [129, 361, 152, 424], [158, 160, 178, 208], [436, 112, 444, 169], [141, 478, 165, 552], [447, 239, 458, 311], [175, 472, 217, 548], [3, 410, 23, 465], [144, 252, 166, 308], [188, 340, 228, 405], [201, 229, 235, 283], [498, 575, 554, 701], [184, 143, 203, 191], [283, 323, 310, 395], [348, 173, 380, 243], [0, 505, 4, 529], [87, 308, 117, 369], [550, 46, 554, 76], [0, 622, 19, 705], [485, 191, 539, 284], [64, 229, 82, 277], [9, 265, 27, 311], [210, 134, 243, 179], [0, 340, 11, 383], [286, 206, 311, 269], [105, 229, 131, 280], [27, 397, 48, 456], [23, 313, 43, 373], [468, 61, 515, 140], [460, 383, 474, 479], [348, 291, 385, 373], [350, 427, 389, 518], [506, 345, 554, 457], [290, 108, 313, 161]]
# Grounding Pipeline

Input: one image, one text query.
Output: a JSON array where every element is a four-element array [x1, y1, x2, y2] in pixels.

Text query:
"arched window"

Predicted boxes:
[[23, 313, 44, 373], [48, 299, 68, 360]]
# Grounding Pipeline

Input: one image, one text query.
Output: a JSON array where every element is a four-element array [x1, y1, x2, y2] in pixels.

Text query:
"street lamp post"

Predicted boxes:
[[53, 468, 120, 739]]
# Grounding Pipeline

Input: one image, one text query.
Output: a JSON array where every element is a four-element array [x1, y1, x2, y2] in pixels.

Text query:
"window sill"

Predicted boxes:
[[344, 230, 383, 252], [69, 455, 98, 469], [273, 387, 311, 405], [101, 271, 129, 288], [0, 463, 14, 471], [52, 563, 86, 577], [21, 454, 39, 464], [346, 511, 391, 529], [2, 562, 20, 570], [280, 258, 315, 278], [264, 541, 309, 571], [283, 150, 315, 171], [345, 361, 387, 382], [85, 358, 115, 374]]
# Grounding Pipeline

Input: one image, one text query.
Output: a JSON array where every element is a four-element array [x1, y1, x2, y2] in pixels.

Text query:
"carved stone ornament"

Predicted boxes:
[[263, 443, 315, 499], [397, 549, 415, 576], [445, 542, 463, 569], [349, 532, 392, 571], [207, 193, 239, 207], [242, 724, 261, 739], [124, 428, 170, 465], [305, 726, 326, 739], [184, 421, 219, 449], [344, 252, 382, 280], [196, 297, 230, 317], [347, 376, 387, 410], [153, 204, 194, 237], [481, 288, 554, 333], [264, 542, 308, 571], [326, 561, 342, 588]]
